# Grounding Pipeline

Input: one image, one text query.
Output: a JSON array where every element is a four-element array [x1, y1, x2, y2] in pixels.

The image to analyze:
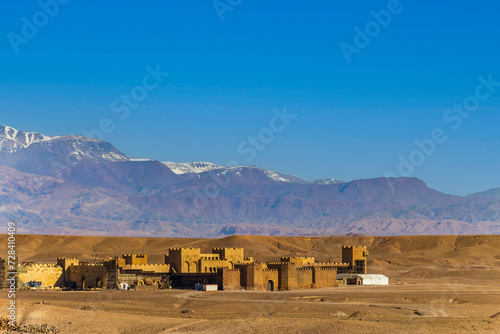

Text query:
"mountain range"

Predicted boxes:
[[1, 125, 499, 237]]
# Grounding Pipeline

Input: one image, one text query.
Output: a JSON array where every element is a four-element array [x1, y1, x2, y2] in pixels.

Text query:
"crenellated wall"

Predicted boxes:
[[199, 259, 231, 273], [125, 264, 170, 273], [261, 269, 279, 291], [280, 257, 315, 267], [11, 245, 365, 291], [342, 246, 368, 274], [67, 264, 111, 289], [296, 268, 314, 289], [243, 262, 266, 290], [314, 267, 338, 288], [212, 248, 245, 262], [166, 248, 202, 273], [220, 268, 241, 290], [267, 262, 297, 290], [123, 254, 148, 266], [17, 264, 63, 288]]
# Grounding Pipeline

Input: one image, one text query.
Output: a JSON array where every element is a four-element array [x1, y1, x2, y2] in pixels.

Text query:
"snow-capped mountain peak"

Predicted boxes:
[[216, 166, 308, 183], [161, 161, 309, 183], [0, 125, 128, 162], [162, 161, 224, 174], [0, 125, 54, 152], [313, 178, 345, 185]]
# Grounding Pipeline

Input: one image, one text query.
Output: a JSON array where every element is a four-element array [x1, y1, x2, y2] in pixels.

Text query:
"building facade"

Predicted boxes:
[[0, 245, 369, 291]]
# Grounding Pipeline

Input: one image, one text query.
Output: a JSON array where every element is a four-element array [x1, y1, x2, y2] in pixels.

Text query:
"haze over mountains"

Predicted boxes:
[[0, 125, 499, 238]]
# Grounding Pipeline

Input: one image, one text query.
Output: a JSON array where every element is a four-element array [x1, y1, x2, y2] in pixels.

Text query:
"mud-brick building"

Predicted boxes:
[[0, 254, 171, 289], [0, 258, 17, 289], [1, 245, 370, 291], [233, 262, 338, 291], [17, 264, 64, 287], [60, 254, 171, 289], [341, 246, 369, 274], [168, 245, 369, 291], [165, 247, 254, 274]]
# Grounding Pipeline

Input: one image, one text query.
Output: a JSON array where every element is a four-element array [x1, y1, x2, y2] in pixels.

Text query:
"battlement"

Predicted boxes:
[[124, 264, 167, 267], [122, 254, 148, 266], [8, 244, 369, 291], [21, 263, 61, 268], [313, 262, 349, 266], [122, 254, 146, 257]]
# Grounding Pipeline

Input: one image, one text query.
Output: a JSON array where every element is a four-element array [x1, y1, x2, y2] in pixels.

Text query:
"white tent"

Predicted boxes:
[[355, 274, 389, 285]]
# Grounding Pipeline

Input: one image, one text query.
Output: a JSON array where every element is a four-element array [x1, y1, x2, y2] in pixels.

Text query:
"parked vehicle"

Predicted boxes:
[[23, 281, 42, 288], [117, 283, 130, 290]]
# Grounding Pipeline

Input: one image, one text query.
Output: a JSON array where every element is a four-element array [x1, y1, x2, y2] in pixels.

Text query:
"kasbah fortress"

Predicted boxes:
[[0, 246, 369, 291]]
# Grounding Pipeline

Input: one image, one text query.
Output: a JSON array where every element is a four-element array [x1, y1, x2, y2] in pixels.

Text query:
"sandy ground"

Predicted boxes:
[[0, 234, 499, 333], [1, 279, 499, 333]]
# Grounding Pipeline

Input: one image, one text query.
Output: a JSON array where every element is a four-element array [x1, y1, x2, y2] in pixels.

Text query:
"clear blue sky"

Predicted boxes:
[[1, 0, 499, 196]]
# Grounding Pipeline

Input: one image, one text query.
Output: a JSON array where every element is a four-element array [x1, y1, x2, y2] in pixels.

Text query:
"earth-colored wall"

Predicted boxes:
[[220, 268, 241, 290], [17, 265, 63, 288], [243, 263, 265, 290], [212, 248, 245, 262], [314, 267, 337, 288], [261, 269, 279, 291], [280, 257, 315, 266], [0, 258, 8, 289], [296, 268, 314, 289], [199, 259, 231, 273], [166, 248, 202, 273], [123, 254, 148, 266], [68, 265, 111, 289], [57, 258, 79, 284], [342, 246, 368, 273], [126, 264, 170, 273]]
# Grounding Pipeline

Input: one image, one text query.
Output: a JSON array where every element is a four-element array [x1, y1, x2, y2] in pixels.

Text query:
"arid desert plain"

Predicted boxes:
[[1, 234, 499, 333]]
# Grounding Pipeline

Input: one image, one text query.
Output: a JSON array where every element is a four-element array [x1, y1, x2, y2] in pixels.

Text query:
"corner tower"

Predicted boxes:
[[342, 246, 368, 274]]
